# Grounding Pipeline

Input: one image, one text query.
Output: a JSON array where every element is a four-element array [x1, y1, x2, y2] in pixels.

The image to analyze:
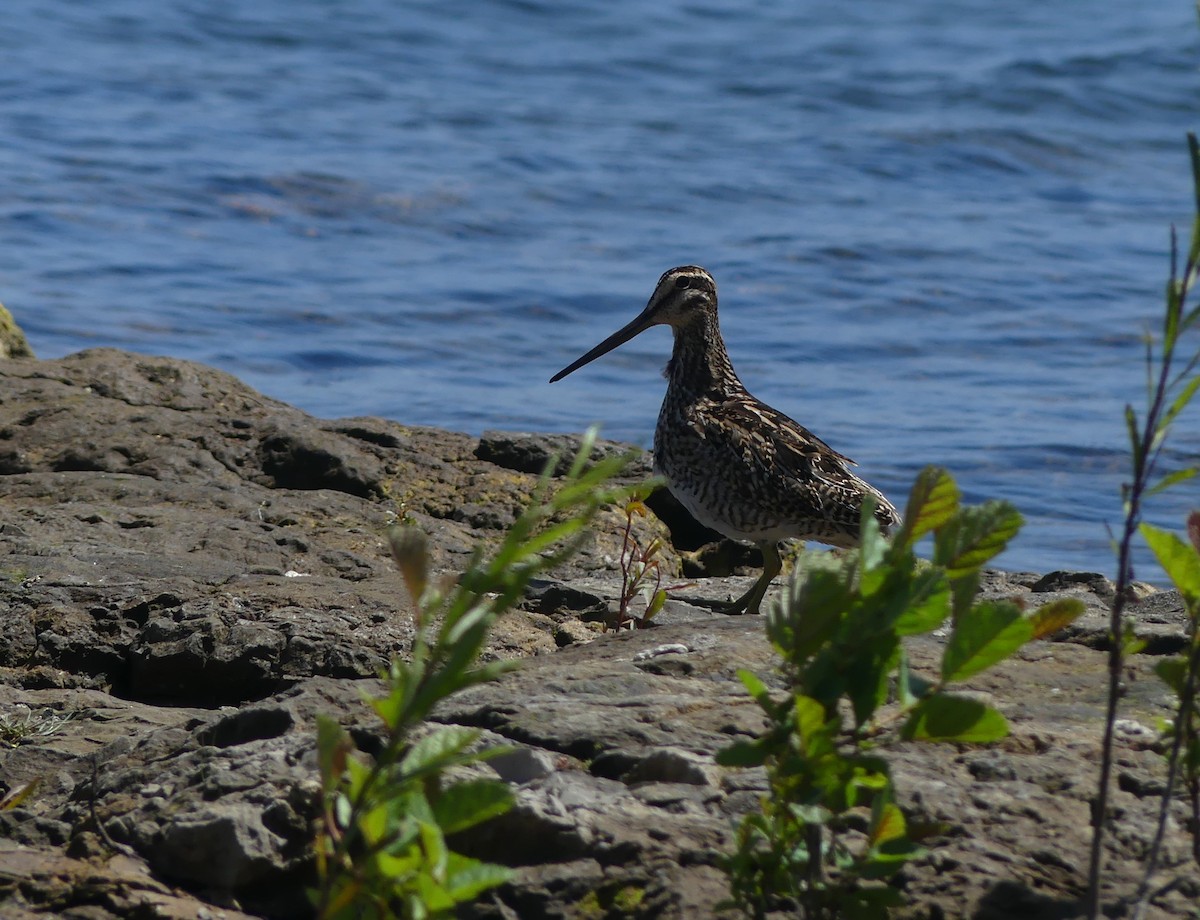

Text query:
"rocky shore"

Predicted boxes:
[[0, 348, 1195, 919]]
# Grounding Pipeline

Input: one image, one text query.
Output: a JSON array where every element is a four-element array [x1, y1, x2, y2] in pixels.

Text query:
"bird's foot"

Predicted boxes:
[[712, 598, 753, 616], [712, 583, 766, 616]]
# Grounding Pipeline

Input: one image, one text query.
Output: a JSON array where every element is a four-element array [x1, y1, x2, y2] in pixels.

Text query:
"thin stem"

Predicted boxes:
[[805, 822, 824, 918], [1087, 225, 1193, 919], [1132, 632, 1200, 919], [1089, 392, 1158, 907], [1191, 776, 1200, 866], [1090, 138, 1200, 916], [615, 506, 639, 630], [1087, 529, 1135, 917]]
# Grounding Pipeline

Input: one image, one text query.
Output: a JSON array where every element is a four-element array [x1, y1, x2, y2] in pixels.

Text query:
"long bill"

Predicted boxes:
[[549, 305, 660, 382]]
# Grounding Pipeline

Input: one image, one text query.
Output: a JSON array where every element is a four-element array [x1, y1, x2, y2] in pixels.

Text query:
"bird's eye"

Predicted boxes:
[[674, 276, 691, 290]]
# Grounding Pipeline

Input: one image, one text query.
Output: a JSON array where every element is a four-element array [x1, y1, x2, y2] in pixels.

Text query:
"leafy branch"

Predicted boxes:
[[1131, 512, 1200, 918], [1087, 133, 1200, 920], [718, 467, 1084, 919], [609, 492, 690, 631], [312, 429, 637, 919]]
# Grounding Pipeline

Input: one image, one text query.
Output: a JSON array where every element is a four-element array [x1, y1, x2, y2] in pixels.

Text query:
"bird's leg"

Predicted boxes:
[[720, 541, 782, 615]]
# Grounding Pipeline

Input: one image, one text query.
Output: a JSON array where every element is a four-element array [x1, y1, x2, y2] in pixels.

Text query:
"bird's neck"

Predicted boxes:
[[664, 313, 741, 396]]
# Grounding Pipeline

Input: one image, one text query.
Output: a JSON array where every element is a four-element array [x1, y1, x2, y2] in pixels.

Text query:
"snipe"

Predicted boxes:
[[550, 265, 899, 615]]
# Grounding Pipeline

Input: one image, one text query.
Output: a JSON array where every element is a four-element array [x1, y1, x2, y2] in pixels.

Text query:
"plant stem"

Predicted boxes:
[[1191, 777, 1200, 866], [1088, 285, 1172, 919], [804, 822, 824, 918], [1089, 135, 1200, 917], [1087, 520, 1137, 916], [1132, 634, 1200, 919]]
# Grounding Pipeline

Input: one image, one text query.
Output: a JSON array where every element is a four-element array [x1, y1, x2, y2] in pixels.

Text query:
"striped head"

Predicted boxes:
[[549, 265, 718, 382]]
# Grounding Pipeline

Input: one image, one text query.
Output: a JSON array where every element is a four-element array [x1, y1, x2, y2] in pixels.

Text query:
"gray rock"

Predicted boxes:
[[0, 349, 1195, 920]]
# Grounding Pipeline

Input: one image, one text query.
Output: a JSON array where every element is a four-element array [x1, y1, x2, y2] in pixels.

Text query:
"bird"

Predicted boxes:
[[549, 265, 899, 615]]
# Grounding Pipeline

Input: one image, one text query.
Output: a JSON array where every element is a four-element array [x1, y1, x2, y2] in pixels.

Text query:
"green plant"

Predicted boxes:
[[0, 706, 79, 748], [610, 492, 688, 631], [1087, 133, 1200, 920], [313, 429, 637, 920], [1129, 510, 1200, 920], [718, 467, 1084, 919]]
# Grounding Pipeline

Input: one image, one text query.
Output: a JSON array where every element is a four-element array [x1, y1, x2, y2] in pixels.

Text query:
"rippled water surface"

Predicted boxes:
[[4, 0, 1199, 575]]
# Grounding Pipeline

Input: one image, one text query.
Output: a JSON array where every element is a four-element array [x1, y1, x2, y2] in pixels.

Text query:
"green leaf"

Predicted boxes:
[[441, 603, 494, 651], [775, 568, 852, 660], [413, 619, 504, 716], [334, 791, 353, 830], [360, 802, 391, 846], [850, 764, 893, 793], [1125, 404, 1143, 467], [858, 497, 887, 579], [430, 779, 513, 835], [443, 854, 514, 901], [1141, 522, 1200, 604], [897, 467, 960, 547], [510, 515, 589, 562], [1189, 132, 1200, 257], [1029, 597, 1086, 640], [565, 425, 598, 479], [1154, 656, 1187, 695], [948, 569, 982, 623], [834, 883, 905, 913], [399, 727, 481, 777], [1121, 621, 1148, 656], [343, 754, 372, 799], [1147, 466, 1198, 497], [942, 601, 1033, 682], [787, 802, 834, 825], [1165, 277, 1183, 352], [868, 800, 907, 847], [845, 634, 900, 728], [736, 668, 774, 711], [418, 817, 449, 876], [316, 714, 351, 795], [933, 502, 1023, 577], [793, 694, 830, 742], [412, 864, 457, 913], [1161, 375, 1200, 430], [645, 588, 667, 619], [380, 809, 422, 857], [900, 694, 1009, 743], [860, 838, 927, 879], [717, 739, 770, 768], [401, 785, 436, 824], [896, 651, 935, 708], [893, 568, 951, 636]]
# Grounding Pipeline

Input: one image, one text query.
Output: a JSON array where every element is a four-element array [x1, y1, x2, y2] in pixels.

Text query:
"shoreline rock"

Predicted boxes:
[[0, 349, 1194, 919]]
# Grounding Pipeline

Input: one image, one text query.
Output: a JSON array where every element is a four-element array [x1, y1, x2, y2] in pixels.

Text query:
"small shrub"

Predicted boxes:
[[718, 467, 1084, 919], [312, 429, 638, 920], [609, 493, 690, 631], [1089, 133, 1200, 919], [0, 706, 78, 748], [1140, 513, 1200, 873]]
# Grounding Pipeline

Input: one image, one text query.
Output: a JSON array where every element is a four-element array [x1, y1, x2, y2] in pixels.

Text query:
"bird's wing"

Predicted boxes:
[[709, 393, 856, 471], [687, 393, 900, 529]]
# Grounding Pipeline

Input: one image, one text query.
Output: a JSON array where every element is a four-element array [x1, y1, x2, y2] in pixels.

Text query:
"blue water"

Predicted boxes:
[[3, 0, 1198, 578]]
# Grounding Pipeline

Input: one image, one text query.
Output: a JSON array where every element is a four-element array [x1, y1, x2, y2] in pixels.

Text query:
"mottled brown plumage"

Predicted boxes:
[[550, 265, 898, 614]]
